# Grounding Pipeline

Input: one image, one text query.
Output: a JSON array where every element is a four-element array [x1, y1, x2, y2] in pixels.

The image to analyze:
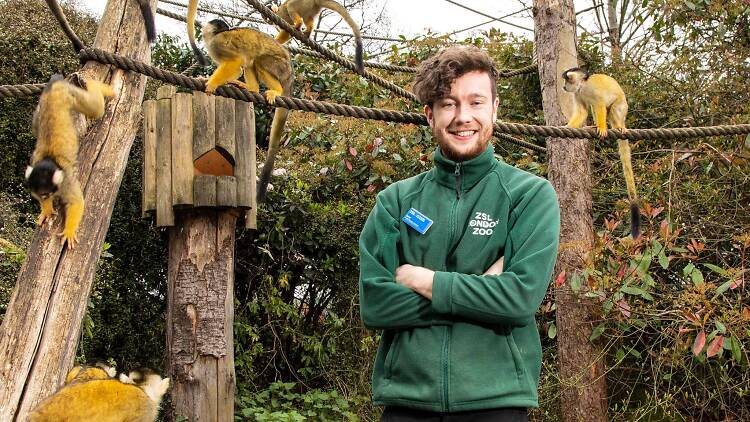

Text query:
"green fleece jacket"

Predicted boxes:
[[358, 145, 560, 412]]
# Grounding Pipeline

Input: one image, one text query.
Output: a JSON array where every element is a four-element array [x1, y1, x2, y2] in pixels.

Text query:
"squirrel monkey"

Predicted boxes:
[[64, 363, 116, 384], [28, 370, 170, 421], [273, 0, 365, 74], [45, 0, 156, 52], [186, 0, 210, 66], [26, 74, 115, 248], [202, 19, 294, 203], [562, 68, 641, 238]]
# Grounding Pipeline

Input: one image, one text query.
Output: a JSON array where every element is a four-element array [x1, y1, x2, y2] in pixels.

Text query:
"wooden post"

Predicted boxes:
[[0, 0, 155, 419], [143, 100, 157, 217], [166, 210, 237, 422], [532, 1, 607, 420], [142, 88, 256, 420]]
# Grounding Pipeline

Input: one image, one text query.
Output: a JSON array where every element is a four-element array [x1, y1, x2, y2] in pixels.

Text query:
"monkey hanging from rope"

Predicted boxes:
[[26, 74, 115, 248], [272, 0, 364, 74], [562, 68, 641, 238], [201, 19, 294, 203]]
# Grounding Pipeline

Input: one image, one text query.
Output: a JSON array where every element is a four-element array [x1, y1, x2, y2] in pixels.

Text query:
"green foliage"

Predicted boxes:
[[236, 382, 364, 421]]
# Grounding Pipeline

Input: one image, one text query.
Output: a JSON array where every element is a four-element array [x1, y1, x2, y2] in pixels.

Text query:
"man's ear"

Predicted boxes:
[[492, 97, 499, 117], [424, 104, 434, 126]]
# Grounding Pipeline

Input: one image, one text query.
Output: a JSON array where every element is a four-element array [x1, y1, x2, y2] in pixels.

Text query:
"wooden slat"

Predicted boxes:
[[234, 100, 254, 209], [171, 93, 194, 207], [193, 175, 216, 207], [141, 100, 157, 217], [155, 86, 175, 226], [192, 91, 216, 160], [216, 176, 237, 208], [214, 96, 236, 164]]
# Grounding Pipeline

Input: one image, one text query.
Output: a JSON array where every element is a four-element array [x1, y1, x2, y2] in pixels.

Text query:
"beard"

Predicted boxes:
[[435, 124, 492, 162]]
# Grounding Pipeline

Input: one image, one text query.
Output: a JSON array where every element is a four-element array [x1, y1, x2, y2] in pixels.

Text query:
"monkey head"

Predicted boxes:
[[25, 158, 63, 201], [202, 19, 231, 38], [562, 67, 590, 93]]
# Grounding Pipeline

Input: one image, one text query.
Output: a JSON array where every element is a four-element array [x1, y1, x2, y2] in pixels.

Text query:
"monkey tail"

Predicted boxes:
[[320, 0, 365, 74], [187, 0, 210, 66], [257, 107, 290, 203], [45, 0, 85, 52], [137, 0, 157, 42], [618, 139, 641, 239]]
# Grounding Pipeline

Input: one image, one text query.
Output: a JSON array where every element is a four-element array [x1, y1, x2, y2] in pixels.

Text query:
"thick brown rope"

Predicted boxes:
[[0, 84, 45, 97], [75, 48, 544, 152], [499, 63, 537, 77], [241, 0, 419, 102]]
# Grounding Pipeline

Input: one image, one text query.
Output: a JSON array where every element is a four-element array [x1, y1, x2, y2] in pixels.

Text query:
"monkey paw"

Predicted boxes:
[[37, 210, 57, 226], [58, 230, 79, 249], [597, 127, 608, 139], [265, 90, 281, 104]]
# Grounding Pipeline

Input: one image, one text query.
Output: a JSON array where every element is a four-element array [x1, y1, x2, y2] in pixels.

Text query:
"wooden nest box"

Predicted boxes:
[[141, 86, 257, 228]]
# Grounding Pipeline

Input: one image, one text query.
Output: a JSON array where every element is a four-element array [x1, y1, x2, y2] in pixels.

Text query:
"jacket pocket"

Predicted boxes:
[[384, 331, 401, 379], [505, 327, 526, 384]]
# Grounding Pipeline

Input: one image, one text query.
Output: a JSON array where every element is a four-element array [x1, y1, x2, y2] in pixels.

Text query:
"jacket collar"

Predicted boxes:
[[431, 145, 497, 191]]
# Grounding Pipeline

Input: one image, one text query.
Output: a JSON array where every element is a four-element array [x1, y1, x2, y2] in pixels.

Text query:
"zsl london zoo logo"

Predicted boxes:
[[469, 212, 499, 236]]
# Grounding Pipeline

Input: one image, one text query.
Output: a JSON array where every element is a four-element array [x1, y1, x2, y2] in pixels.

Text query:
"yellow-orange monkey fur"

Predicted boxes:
[[202, 19, 294, 203], [562, 67, 641, 238], [28, 370, 169, 422], [273, 0, 364, 73], [64, 364, 116, 384], [26, 74, 114, 248]]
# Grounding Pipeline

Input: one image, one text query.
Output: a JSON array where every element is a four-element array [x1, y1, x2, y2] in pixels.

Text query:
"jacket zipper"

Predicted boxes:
[[443, 163, 461, 411], [454, 163, 462, 198]]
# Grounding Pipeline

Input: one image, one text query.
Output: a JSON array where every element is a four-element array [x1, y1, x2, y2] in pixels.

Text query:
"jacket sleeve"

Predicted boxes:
[[430, 181, 560, 326], [359, 194, 452, 330]]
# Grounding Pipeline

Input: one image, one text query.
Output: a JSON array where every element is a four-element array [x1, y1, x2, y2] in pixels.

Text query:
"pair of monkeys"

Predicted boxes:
[[186, 0, 365, 202], [28, 364, 170, 421]]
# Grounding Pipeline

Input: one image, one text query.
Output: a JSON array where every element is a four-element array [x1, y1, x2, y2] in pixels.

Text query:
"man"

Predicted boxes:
[[358, 45, 561, 421]]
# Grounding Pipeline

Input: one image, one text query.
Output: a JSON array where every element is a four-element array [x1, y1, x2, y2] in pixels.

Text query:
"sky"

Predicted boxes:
[[78, 0, 603, 57], [75, 1, 582, 43]]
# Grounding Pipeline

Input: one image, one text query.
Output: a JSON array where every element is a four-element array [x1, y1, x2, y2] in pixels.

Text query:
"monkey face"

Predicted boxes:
[[425, 70, 499, 162], [25, 159, 63, 200], [562, 68, 588, 93]]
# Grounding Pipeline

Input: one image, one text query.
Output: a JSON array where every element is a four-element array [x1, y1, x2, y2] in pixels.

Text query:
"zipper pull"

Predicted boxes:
[[454, 163, 462, 198]]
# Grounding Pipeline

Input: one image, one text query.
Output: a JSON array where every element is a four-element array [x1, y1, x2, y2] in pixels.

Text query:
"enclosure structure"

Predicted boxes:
[[142, 85, 257, 421]]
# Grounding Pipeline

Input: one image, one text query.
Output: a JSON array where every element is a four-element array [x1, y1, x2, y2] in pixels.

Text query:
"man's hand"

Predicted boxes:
[[483, 256, 504, 276], [395, 264, 435, 300]]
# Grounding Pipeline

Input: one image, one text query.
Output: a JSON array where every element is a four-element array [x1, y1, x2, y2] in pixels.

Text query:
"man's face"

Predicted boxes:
[[424, 71, 499, 162]]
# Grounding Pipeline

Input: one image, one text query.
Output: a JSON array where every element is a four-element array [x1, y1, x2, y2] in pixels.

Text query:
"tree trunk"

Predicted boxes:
[[607, 0, 622, 64], [0, 0, 154, 419], [532, 1, 608, 421], [166, 210, 237, 422]]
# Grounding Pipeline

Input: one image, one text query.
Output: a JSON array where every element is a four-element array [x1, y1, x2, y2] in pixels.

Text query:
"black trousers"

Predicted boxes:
[[380, 406, 529, 422]]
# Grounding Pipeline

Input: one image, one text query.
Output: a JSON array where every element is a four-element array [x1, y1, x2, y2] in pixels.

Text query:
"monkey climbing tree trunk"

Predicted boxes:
[[0, 0, 155, 419], [167, 210, 237, 422], [532, 1, 608, 421]]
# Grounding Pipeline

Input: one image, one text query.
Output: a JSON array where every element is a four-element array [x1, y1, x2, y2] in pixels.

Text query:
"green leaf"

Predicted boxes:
[[731, 336, 743, 362], [570, 273, 582, 291], [548, 323, 557, 339], [621, 286, 646, 296], [636, 248, 652, 275], [658, 250, 669, 269], [703, 263, 729, 277], [590, 323, 606, 341], [616, 348, 626, 363], [715, 280, 734, 297], [715, 321, 727, 334]]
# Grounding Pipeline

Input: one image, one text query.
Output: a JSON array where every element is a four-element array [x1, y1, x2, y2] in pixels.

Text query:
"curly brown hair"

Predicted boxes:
[[412, 45, 498, 107]]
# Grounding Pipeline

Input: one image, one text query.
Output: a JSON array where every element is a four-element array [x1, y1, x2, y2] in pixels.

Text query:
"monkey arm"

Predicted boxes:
[[256, 67, 284, 103], [70, 80, 114, 119], [565, 100, 589, 128], [36, 197, 57, 225], [592, 103, 608, 138], [206, 59, 244, 94], [59, 177, 84, 248]]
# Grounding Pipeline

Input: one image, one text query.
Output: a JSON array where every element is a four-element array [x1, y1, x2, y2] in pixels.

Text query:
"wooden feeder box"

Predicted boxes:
[[141, 86, 256, 228]]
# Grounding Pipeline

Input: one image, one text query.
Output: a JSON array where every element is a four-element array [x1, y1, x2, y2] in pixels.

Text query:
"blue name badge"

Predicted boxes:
[[402, 208, 433, 235]]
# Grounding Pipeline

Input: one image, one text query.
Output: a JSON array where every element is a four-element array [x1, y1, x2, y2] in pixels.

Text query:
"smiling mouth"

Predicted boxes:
[[449, 129, 478, 138]]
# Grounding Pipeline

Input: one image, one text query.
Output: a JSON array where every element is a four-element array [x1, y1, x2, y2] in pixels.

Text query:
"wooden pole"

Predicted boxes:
[[532, 1, 608, 420], [0, 0, 155, 419], [166, 210, 237, 422]]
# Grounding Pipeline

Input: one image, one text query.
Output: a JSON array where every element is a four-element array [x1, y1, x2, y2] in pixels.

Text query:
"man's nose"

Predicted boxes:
[[455, 104, 472, 124]]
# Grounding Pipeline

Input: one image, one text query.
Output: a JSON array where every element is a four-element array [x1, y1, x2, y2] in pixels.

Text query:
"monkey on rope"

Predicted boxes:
[[562, 67, 641, 238]]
